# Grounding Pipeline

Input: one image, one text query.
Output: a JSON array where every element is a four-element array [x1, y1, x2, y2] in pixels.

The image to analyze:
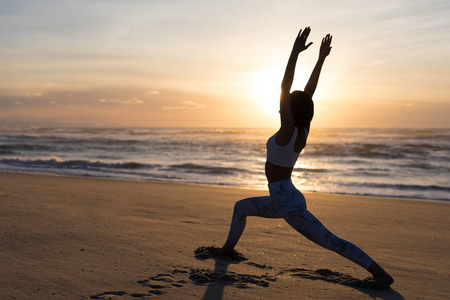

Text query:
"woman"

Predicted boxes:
[[220, 27, 394, 285]]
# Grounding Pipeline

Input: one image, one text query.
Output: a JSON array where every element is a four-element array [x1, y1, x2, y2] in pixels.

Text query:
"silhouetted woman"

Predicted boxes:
[[220, 27, 394, 285]]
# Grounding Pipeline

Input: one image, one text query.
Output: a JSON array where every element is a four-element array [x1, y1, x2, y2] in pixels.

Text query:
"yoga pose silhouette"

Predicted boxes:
[[220, 27, 394, 285]]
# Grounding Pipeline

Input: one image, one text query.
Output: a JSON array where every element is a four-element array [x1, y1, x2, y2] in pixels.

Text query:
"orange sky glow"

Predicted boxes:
[[1, 0, 449, 128]]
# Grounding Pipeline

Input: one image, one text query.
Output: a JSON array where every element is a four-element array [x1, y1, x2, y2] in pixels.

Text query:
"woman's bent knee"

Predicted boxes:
[[234, 198, 257, 216]]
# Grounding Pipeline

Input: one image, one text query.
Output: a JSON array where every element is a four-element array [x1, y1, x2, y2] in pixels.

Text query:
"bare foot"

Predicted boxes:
[[211, 245, 232, 258], [373, 273, 394, 285], [221, 240, 235, 257], [367, 262, 394, 285]]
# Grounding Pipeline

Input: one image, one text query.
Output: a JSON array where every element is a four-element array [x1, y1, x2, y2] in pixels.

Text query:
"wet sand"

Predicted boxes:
[[0, 172, 449, 299]]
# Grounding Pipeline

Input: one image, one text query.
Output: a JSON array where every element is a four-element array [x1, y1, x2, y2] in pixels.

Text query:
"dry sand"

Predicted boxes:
[[0, 172, 449, 299]]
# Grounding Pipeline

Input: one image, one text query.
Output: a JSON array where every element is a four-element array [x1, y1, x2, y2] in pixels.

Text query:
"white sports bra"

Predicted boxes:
[[266, 126, 308, 168]]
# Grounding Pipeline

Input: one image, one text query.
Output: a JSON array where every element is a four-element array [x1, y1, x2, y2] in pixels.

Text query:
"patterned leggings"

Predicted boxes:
[[226, 179, 374, 269]]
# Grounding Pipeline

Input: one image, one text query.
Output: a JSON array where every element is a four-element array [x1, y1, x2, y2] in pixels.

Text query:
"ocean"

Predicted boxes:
[[0, 127, 449, 201]]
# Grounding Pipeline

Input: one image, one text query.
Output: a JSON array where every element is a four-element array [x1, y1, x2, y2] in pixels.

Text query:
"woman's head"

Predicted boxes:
[[291, 90, 314, 128]]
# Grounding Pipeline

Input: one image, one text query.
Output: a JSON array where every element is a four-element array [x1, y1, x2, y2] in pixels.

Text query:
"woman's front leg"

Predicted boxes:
[[223, 196, 281, 255]]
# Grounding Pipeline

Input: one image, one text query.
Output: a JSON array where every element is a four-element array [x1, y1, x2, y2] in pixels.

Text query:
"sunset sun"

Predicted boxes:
[[251, 69, 282, 114]]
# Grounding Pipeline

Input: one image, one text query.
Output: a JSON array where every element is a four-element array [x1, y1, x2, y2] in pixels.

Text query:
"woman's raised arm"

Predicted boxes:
[[304, 34, 332, 98], [279, 27, 313, 129]]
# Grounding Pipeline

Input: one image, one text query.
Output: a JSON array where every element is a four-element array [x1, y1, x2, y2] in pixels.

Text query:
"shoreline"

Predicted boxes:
[[2, 127, 448, 203], [1, 170, 448, 204]]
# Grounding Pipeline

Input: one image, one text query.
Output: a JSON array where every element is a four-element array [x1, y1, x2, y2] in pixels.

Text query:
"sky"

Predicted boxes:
[[0, 0, 449, 128]]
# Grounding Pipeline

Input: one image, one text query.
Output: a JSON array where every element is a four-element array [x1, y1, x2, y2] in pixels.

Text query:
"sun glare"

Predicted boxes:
[[250, 68, 314, 115], [251, 70, 282, 115]]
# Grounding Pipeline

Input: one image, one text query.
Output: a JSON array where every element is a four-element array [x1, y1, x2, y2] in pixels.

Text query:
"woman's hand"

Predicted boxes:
[[293, 27, 313, 54], [304, 33, 333, 98], [319, 34, 332, 59]]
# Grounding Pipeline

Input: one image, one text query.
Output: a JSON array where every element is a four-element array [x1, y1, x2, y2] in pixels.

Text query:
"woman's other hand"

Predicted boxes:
[[293, 27, 313, 54], [319, 34, 332, 59]]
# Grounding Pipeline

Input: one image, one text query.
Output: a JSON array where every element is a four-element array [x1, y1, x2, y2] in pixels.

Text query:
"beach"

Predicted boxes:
[[1, 172, 449, 299]]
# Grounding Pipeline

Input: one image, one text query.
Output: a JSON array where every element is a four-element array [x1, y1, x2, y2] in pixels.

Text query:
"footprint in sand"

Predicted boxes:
[[281, 268, 391, 290], [138, 271, 189, 296], [189, 268, 276, 288], [89, 270, 189, 299], [89, 291, 128, 299], [245, 261, 273, 269]]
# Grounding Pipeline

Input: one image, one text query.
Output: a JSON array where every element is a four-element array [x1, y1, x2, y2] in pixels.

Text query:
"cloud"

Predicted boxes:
[[40, 82, 58, 88], [99, 98, 144, 104], [24, 92, 43, 97], [145, 90, 160, 95], [162, 100, 206, 111]]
